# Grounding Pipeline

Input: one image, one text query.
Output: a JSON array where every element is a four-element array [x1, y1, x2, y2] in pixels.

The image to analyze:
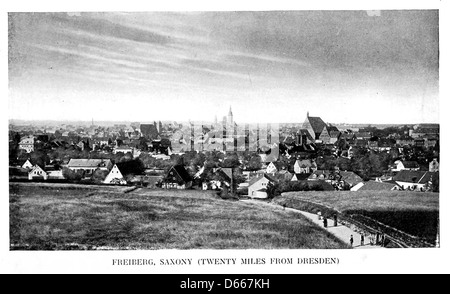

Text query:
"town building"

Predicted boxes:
[[248, 174, 276, 199], [163, 165, 192, 189], [391, 160, 420, 172], [302, 112, 327, 141], [393, 170, 437, 191], [67, 159, 113, 176], [351, 180, 400, 191], [104, 164, 127, 185], [19, 136, 34, 153], [28, 164, 48, 180]]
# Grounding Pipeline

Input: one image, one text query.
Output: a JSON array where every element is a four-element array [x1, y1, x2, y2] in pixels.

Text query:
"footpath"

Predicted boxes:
[[241, 199, 382, 249]]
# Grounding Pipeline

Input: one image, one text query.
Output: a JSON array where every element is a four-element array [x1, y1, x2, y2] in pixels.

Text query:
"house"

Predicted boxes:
[[266, 162, 278, 174], [28, 165, 48, 180], [113, 145, 134, 154], [368, 140, 379, 149], [351, 180, 400, 191], [163, 165, 192, 189], [278, 169, 293, 181], [397, 136, 415, 147], [104, 164, 127, 185], [429, 158, 439, 172], [302, 112, 327, 141], [45, 165, 64, 180], [140, 123, 160, 140], [393, 170, 437, 191], [291, 173, 311, 181], [355, 132, 372, 140], [95, 138, 110, 147], [67, 159, 113, 177], [208, 167, 234, 189], [21, 159, 33, 169], [248, 174, 277, 199], [319, 125, 340, 144], [339, 171, 364, 188], [308, 170, 363, 189], [391, 160, 420, 172], [296, 129, 315, 145], [293, 159, 317, 174], [340, 133, 356, 142], [354, 139, 368, 148], [19, 136, 34, 153]]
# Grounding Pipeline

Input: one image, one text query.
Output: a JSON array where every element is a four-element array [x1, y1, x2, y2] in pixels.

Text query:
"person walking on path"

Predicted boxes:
[[323, 217, 328, 228], [360, 234, 365, 246], [350, 235, 354, 247], [333, 214, 338, 227], [317, 211, 322, 220]]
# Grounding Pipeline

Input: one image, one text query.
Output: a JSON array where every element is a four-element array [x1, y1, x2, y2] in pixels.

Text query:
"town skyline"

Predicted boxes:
[[9, 11, 439, 124]]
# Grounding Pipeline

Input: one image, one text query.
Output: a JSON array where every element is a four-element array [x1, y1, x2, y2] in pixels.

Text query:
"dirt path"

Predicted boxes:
[[241, 199, 382, 249]]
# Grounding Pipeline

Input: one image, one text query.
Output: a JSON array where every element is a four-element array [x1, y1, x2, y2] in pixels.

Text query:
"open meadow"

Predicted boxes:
[[9, 183, 348, 250], [273, 191, 439, 247]]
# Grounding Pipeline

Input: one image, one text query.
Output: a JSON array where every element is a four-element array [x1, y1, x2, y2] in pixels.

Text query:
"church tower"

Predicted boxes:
[[227, 106, 233, 127]]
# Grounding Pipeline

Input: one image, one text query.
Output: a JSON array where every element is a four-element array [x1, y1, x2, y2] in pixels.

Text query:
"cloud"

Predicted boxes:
[[53, 14, 172, 46], [224, 51, 311, 68], [366, 10, 381, 17]]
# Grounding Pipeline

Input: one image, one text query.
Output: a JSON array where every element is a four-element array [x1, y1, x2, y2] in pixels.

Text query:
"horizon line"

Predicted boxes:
[[8, 118, 440, 126]]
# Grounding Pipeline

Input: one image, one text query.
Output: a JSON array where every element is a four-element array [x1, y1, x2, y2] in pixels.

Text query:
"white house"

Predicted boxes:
[[21, 159, 33, 169], [19, 137, 34, 153], [293, 159, 316, 174], [67, 159, 113, 177], [113, 146, 134, 155], [429, 158, 439, 172], [266, 162, 278, 174], [28, 165, 48, 180], [248, 174, 276, 199], [391, 160, 420, 172], [393, 170, 436, 191], [103, 164, 127, 185]]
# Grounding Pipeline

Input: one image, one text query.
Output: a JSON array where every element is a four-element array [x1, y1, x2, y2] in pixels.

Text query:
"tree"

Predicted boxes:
[[247, 154, 262, 171], [222, 152, 240, 168], [92, 168, 109, 183], [30, 150, 50, 168], [62, 167, 84, 182], [431, 172, 439, 192]]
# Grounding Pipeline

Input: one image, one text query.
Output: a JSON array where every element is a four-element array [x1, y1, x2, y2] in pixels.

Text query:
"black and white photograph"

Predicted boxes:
[[2, 0, 449, 275]]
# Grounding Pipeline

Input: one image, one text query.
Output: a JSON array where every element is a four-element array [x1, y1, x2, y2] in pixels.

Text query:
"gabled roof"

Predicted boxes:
[[292, 173, 311, 181], [339, 171, 363, 186], [358, 180, 399, 191], [168, 165, 192, 183], [29, 164, 47, 174], [214, 167, 233, 181], [140, 124, 159, 139], [67, 159, 112, 168], [340, 133, 355, 140], [393, 170, 436, 184], [305, 116, 327, 134], [296, 129, 315, 143], [402, 161, 419, 169], [295, 159, 313, 168], [355, 132, 372, 138], [248, 174, 277, 187]]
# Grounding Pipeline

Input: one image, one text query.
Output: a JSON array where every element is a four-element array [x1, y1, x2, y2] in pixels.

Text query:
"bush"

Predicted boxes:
[[62, 167, 84, 182]]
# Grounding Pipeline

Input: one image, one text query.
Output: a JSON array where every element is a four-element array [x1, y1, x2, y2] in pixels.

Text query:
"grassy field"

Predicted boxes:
[[273, 191, 439, 246], [9, 183, 348, 250]]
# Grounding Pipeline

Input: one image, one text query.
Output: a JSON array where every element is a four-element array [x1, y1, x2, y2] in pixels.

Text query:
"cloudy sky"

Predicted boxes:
[[8, 10, 439, 124]]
